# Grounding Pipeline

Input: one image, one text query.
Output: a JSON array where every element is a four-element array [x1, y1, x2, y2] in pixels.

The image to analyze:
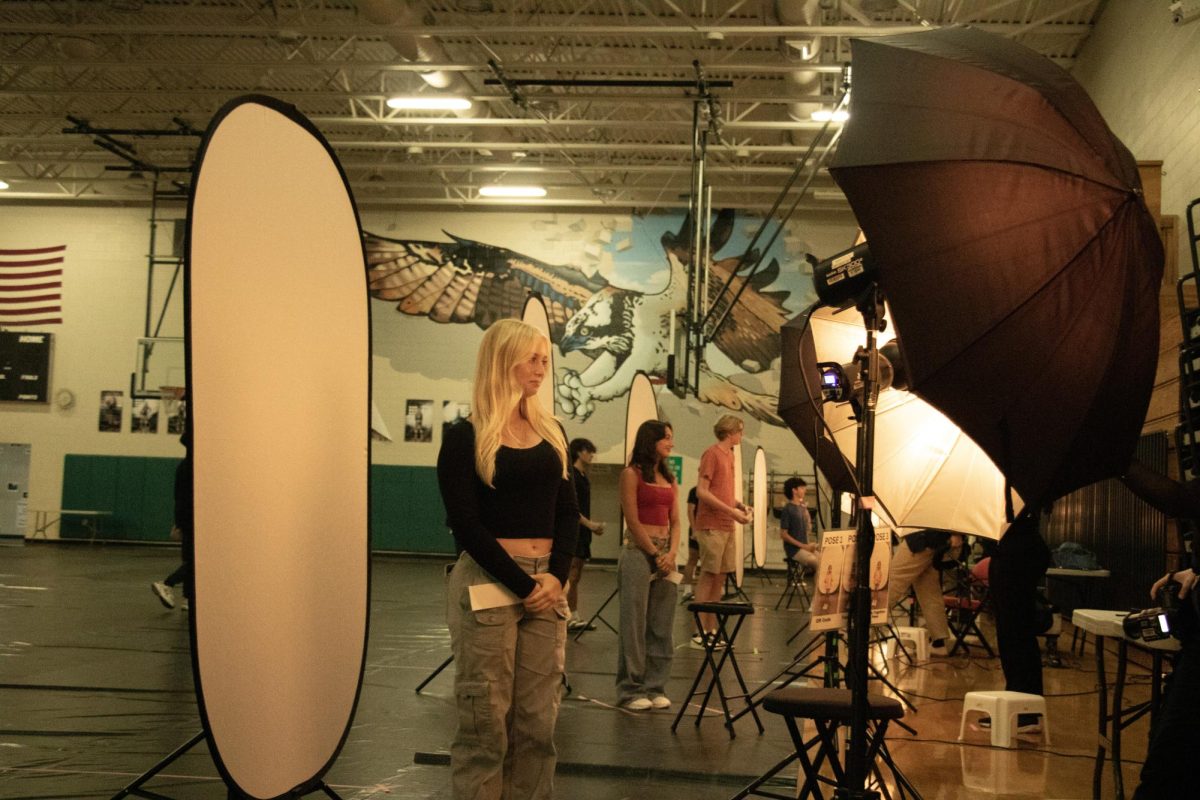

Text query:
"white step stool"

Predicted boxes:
[[893, 625, 929, 663], [958, 690, 1050, 748]]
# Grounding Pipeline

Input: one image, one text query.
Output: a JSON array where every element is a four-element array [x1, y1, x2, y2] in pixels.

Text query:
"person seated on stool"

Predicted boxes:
[[779, 476, 819, 572], [692, 415, 752, 648], [1118, 461, 1200, 800], [887, 529, 956, 656], [615, 420, 680, 711]]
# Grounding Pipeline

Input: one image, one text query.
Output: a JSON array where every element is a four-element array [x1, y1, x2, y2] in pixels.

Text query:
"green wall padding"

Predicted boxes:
[[61, 455, 177, 540], [60, 455, 454, 553], [370, 465, 455, 553]]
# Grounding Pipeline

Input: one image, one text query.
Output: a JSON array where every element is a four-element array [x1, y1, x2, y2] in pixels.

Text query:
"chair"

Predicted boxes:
[[774, 557, 813, 611], [958, 690, 1050, 748], [943, 557, 995, 657], [729, 687, 919, 800], [672, 601, 763, 739]]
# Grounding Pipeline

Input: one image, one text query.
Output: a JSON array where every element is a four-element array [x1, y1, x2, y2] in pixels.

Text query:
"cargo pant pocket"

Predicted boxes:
[[455, 680, 494, 742]]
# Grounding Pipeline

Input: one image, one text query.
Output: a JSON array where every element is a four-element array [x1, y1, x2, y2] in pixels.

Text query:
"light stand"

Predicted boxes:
[[837, 284, 886, 800]]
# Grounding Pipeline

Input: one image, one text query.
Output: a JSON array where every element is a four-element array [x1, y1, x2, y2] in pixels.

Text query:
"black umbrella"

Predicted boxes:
[[829, 25, 1164, 510]]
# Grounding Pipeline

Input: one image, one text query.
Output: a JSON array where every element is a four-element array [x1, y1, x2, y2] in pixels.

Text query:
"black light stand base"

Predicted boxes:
[[834, 789, 881, 800], [110, 729, 347, 800], [111, 730, 206, 800], [574, 584, 619, 641], [415, 654, 454, 693], [226, 782, 345, 800]]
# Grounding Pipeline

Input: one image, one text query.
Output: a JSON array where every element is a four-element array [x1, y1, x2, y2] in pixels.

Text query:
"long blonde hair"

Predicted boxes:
[[472, 318, 568, 487]]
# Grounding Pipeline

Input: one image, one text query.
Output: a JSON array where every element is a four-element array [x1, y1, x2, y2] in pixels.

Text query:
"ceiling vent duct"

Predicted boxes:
[[358, 0, 504, 157], [774, 0, 825, 145]]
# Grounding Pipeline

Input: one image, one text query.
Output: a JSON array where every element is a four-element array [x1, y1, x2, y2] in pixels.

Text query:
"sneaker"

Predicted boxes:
[[650, 695, 672, 709], [566, 616, 587, 631], [929, 638, 949, 657], [623, 697, 653, 711], [976, 716, 991, 729], [680, 590, 695, 603], [689, 631, 729, 650], [151, 581, 175, 609]]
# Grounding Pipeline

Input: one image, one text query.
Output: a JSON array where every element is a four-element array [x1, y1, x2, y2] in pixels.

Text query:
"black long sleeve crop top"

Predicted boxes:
[[437, 419, 579, 597]]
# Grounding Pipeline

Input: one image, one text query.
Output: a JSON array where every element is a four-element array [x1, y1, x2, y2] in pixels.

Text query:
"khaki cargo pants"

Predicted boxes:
[[446, 551, 568, 800]]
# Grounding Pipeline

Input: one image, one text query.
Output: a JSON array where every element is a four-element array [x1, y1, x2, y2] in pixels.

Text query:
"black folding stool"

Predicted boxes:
[[672, 601, 764, 739], [729, 686, 921, 800]]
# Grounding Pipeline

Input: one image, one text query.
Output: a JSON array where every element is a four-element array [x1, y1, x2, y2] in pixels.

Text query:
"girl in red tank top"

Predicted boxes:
[[616, 419, 680, 710]]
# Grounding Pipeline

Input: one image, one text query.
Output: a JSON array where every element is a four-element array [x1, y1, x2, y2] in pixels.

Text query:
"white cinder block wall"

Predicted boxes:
[[1073, 4, 1200, 277], [0, 206, 188, 528]]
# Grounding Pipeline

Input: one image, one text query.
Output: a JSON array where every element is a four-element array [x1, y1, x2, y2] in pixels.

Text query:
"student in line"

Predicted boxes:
[[436, 319, 578, 800], [616, 419, 680, 710]]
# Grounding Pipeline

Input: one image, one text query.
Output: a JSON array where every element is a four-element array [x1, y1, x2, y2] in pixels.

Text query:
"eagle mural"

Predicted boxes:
[[365, 211, 794, 426]]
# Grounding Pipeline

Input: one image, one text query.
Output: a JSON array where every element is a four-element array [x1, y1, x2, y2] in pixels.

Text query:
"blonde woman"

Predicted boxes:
[[437, 318, 578, 800], [616, 419, 680, 710]]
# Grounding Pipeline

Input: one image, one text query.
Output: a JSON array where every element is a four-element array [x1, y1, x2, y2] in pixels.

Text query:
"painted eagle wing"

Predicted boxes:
[[365, 231, 607, 340], [706, 255, 790, 373], [697, 365, 784, 427]]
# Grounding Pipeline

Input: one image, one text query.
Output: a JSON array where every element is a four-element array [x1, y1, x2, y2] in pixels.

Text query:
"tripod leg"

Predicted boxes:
[[575, 585, 619, 640], [415, 654, 454, 694], [110, 731, 207, 800]]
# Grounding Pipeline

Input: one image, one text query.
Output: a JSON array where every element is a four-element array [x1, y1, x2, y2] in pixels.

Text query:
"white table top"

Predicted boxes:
[[1047, 567, 1111, 578], [1072, 608, 1181, 651]]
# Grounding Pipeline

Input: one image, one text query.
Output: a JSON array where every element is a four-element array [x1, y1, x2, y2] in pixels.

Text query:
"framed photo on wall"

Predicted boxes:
[[131, 398, 159, 434], [405, 399, 433, 443], [442, 400, 470, 436], [98, 390, 123, 432]]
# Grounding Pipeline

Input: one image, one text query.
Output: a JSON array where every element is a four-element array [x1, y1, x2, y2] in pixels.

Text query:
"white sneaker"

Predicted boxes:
[[650, 695, 672, 709], [151, 581, 175, 609], [623, 697, 653, 711]]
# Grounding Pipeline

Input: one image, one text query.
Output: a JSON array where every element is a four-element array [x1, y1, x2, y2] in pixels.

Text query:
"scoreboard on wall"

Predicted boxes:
[[0, 331, 51, 402]]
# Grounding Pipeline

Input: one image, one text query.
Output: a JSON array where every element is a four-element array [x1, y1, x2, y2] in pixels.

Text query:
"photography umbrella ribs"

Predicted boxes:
[[780, 304, 1016, 541], [829, 25, 1165, 511]]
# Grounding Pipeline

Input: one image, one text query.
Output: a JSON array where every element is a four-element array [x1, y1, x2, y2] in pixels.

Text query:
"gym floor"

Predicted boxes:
[[2, 543, 1151, 799]]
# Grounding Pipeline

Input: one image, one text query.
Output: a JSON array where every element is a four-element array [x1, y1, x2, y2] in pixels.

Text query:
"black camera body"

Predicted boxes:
[[1123, 579, 1196, 642]]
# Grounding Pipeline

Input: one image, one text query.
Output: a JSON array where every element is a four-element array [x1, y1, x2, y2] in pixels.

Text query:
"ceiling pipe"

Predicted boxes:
[[773, 0, 825, 145], [356, 0, 498, 160]]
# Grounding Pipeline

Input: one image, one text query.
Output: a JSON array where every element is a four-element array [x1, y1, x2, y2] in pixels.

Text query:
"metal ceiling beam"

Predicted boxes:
[[0, 57, 851, 75], [0, 22, 1091, 37]]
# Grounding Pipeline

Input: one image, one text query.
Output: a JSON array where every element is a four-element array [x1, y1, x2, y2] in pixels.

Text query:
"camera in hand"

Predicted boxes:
[[1123, 579, 1196, 642]]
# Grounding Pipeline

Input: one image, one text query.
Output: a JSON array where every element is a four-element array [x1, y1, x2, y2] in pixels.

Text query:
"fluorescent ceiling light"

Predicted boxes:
[[0, 179, 8, 190], [386, 96, 472, 111], [479, 185, 547, 198], [811, 109, 850, 122]]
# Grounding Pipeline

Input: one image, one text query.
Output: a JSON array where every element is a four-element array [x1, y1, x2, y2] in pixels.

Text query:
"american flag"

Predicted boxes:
[[0, 245, 65, 326]]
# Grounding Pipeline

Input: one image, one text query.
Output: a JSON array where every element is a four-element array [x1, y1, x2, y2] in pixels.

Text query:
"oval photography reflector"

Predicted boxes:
[[624, 372, 659, 466], [752, 447, 767, 568], [187, 96, 369, 800], [522, 294, 556, 415], [623, 373, 660, 536]]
